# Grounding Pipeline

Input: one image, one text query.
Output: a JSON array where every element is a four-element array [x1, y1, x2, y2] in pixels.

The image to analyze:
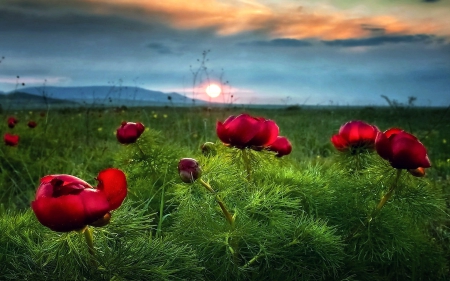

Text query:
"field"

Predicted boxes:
[[0, 104, 449, 280]]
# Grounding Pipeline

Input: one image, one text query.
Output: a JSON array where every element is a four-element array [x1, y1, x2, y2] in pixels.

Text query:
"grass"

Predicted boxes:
[[0, 104, 449, 280]]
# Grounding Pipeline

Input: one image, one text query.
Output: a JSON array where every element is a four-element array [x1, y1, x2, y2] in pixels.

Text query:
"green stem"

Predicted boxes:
[[156, 184, 165, 238], [199, 179, 234, 227], [369, 169, 402, 222], [136, 142, 146, 157], [242, 148, 252, 181], [83, 226, 96, 265]]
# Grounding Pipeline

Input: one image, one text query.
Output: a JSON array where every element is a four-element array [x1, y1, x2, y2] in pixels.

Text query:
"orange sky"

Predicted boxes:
[[84, 0, 450, 40]]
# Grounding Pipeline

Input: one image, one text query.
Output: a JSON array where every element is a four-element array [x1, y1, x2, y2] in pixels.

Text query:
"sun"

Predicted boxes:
[[205, 83, 221, 98]]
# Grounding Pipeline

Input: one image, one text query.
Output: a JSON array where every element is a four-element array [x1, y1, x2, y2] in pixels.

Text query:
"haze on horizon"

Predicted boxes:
[[0, 0, 449, 106]]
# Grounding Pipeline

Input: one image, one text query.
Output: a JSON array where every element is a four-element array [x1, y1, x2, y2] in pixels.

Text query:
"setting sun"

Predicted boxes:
[[205, 83, 221, 98]]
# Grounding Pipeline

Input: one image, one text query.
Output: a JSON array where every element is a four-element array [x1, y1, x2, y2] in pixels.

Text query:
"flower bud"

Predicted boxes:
[[178, 158, 202, 183], [201, 142, 216, 156]]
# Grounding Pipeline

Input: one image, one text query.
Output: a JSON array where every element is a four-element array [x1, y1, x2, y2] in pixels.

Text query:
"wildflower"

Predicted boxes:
[[267, 136, 292, 157], [178, 158, 202, 183], [27, 121, 37, 128], [216, 113, 279, 149], [7, 116, 18, 128], [331, 120, 379, 152], [31, 168, 127, 232], [116, 121, 145, 144], [375, 128, 431, 174], [4, 133, 19, 146]]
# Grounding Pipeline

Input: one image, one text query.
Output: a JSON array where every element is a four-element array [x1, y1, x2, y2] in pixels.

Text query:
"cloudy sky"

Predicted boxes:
[[0, 0, 449, 106]]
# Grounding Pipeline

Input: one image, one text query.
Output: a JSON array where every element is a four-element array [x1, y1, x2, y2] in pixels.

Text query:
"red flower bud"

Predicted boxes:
[[116, 121, 145, 144], [27, 121, 37, 128], [4, 133, 19, 146], [178, 158, 202, 183], [31, 168, 127, 232], [7, 116, 18, 129], [331, 120, 379, 152]]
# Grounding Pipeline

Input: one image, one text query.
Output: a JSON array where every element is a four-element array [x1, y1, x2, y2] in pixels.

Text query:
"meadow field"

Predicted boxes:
[[0, 104, 449, 280]]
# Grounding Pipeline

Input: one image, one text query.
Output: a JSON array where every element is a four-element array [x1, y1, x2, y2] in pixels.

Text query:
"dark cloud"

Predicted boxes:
[[360, 24, 386, 35], [322, 34, 440, 47], [422, 0, 440, 2], [238, 38, 312, 48], [147, 43, 174, 55]]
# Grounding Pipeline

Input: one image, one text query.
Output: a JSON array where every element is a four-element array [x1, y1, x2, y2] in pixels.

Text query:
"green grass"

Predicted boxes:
[[0, 105, 449, 280]]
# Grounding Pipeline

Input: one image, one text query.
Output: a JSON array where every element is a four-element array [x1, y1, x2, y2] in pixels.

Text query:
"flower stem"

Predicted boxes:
[[242, 148, 252, 181], [156, 184, 165, 238], [83, 226, 96, 265], [199, 179, 234, 227], [369, 169, 402, 222], [136, 142, 146, 157]]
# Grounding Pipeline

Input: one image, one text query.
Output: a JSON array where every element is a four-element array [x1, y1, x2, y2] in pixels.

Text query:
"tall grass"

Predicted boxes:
[[0, 104, 449, 280]]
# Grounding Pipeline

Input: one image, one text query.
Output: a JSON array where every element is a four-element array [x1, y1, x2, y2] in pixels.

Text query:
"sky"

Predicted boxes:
[[0, 0, 450, 106]]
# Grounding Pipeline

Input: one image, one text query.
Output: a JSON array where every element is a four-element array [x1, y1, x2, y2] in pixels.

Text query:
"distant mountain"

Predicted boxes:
[[5, 86, 202, 106], [0, 91, 75, 110]]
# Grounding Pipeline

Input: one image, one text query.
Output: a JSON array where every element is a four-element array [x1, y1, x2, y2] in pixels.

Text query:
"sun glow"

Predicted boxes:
[[205, 83, 221, 98]]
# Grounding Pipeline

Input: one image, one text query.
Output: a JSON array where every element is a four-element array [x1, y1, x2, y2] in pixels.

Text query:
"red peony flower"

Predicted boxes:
[[178, 158, 202, 183], [267, 136, 292, 157], [27, 121, 37, 128], [216, 114, 279, 149], [375, 128, 431, 171], [7, 116, 18, 128], [31, 168, 127, 232], [116, 121, 145, 144], [331, 120, 380, 152], [4, 133, 19, 146]]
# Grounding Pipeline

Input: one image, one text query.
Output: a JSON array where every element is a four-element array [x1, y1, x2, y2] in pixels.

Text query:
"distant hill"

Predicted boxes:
[[0, 86, 208, 109], [0, 91, 76, 110], [8, 86, 200, 104]]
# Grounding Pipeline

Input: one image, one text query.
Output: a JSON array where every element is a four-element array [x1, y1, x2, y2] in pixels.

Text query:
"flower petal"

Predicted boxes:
[[375, 131, 392, 161], [250, 119, 279, 147], [216, 121, 230, 144], [389, 132, 431, 169], [384, 128, 403, 139], [36, 174, 93, 199], [267, 136, 292, 157], [96, 168, 127, 210], [331, 134, 348, 151], [31, 195, 87, 232], [225, 114, 260, 147], [357, 123, 379, 144]]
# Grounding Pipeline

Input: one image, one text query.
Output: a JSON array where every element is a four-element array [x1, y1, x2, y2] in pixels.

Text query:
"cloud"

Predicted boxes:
[[322, 34, 441, 47], [3, 0, 449, 42], [147, 43, 174, 54], [239, 38, 312, 47]]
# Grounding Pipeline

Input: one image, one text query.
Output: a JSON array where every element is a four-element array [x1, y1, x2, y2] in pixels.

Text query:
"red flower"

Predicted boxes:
[[7, 116, 18, 128], [216, 114, 279, 149], [375, 128, 431, 170], [178, 158, 202, 183], [31, 168, 127, 232], [28, 121, 37, 128], [4, 133, 19, 146], [267, 136, 292, 157], [331, 120, 380, 152], [116, 121, 145, 144]]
